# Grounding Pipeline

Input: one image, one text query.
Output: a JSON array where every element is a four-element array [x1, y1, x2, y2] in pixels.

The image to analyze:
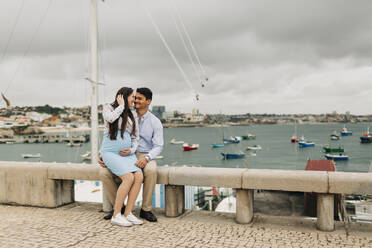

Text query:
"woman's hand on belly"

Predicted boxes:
[[119, 148, 131, 157]]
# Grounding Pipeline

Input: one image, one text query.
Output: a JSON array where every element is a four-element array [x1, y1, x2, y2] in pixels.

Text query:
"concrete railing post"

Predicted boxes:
[[102, 187, 113, 212], [236, 189, 254, 224], [165, 185, 184, 217], [317, 193, 334, 231]]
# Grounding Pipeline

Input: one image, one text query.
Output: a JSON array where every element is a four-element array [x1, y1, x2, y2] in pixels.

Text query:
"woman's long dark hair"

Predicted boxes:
[[109, 87, 136, 140]]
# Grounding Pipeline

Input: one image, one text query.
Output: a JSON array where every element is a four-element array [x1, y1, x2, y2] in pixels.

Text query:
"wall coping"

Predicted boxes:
[[1, 161, 371, 194]]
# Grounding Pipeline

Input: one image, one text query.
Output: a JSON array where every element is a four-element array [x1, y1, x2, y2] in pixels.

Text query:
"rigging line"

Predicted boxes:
[[98, 0, 108, 105], [170, 0, 207, 80], [80, 0, 89, 79], [4, 0, 53, 94], [0, 0, 26, 65], [140, 1, 197, 96], [79, 0, 90, 109], [170, 7, 203, 87]]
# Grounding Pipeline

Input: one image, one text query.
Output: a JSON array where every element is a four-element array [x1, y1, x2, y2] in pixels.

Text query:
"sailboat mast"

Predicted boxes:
[[90, 0, 99, 165]]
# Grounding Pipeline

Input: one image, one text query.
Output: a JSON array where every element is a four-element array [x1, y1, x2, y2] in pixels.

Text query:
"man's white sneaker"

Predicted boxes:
[[111, 213, 133, 227], [126, 213, 144, 225]]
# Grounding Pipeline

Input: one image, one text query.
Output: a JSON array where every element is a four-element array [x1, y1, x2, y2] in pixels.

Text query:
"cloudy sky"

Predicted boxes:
[[1, 0, 372, 114]]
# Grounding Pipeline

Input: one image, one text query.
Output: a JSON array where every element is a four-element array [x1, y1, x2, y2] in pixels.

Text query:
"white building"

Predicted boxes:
[[26, 112, 51, 122]]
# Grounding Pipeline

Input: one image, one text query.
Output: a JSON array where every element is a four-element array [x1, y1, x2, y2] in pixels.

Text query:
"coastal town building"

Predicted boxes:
[[0, 105, 372, 128], [152, 105, 166, 120]]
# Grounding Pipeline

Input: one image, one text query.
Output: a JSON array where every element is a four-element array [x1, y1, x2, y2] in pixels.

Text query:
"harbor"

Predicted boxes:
[[1, 1, 372, 246], [2, 123, 371, 172], [1, 122, 371, 224]]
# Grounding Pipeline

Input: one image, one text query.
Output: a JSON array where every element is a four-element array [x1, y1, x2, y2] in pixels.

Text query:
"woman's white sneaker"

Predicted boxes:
[[126, 213, 144, 225], [111, 213, 133, 227]]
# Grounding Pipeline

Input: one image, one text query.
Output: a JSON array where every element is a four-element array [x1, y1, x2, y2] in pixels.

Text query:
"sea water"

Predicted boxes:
[[2, 123, 371, 204], [3, 123, 370, 171]]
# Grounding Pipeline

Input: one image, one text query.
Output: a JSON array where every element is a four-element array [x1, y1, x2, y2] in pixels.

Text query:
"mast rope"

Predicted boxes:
[[170, 0, 208, 85], [3, 0, 53, 94], [140, 1, 198, 100], [0, 0, 26, 65], [169, 6, 204, 89]]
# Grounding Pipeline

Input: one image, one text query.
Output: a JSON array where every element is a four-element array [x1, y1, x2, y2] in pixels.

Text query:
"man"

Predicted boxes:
[[99, 87, 164, 222]]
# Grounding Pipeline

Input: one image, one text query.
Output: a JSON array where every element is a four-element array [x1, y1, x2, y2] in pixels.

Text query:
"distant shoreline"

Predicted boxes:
[[35, 121, 370, 133]]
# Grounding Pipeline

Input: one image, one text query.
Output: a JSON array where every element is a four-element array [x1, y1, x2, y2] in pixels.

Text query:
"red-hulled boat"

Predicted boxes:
[[183, 143, 199, 151], [291, 136, 299, 143], [361, 127, 372, 144]]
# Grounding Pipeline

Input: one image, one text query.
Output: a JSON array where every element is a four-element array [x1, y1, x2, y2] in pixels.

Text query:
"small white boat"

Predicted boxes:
[[5, 141, 14, 144], [170, 138, 184, 144], [155, 155, 164, 160], [22, 153, 41, 158], [81, 151, 91, 161], [67, 142, 82, 147], [246, 145, 262, 150]]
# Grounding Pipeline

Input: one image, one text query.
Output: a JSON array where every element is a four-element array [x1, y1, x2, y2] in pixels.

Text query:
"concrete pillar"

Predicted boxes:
[[317, 193, 334, 231], [0, 171, 6, 203], [165, 185, 184, 217], [236, 189, 254, 224], [61, 180, 74, 205], [102, 187, 113, 212]]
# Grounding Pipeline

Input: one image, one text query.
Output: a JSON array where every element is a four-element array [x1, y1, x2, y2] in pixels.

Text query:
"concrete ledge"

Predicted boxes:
[[328, 172, 372, 194], [168, 167, 245, 188], [157, 166, 169, 185], [242, 169, 328, 193], [47, 163, 101, 181], [0, 162, 73, 207]]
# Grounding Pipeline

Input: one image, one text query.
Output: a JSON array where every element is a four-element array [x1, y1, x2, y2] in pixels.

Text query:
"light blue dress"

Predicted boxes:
[[100, 104, 140, 177], [100, 130, 140, 176]]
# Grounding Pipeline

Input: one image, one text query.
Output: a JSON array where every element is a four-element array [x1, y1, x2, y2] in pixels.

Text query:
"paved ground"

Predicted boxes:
[[0, 203, 371, 248]]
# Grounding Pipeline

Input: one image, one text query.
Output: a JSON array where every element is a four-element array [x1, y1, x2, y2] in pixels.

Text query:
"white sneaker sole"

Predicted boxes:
[[111, 220, 133, 227], [129, 221, 143, 225]]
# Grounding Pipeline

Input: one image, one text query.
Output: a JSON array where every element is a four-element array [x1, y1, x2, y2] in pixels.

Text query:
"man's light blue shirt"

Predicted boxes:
[[137, 110, 164, 160]]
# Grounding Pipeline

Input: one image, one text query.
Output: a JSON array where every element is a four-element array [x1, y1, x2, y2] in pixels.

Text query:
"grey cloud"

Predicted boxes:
[[1, 0, 372, 114]]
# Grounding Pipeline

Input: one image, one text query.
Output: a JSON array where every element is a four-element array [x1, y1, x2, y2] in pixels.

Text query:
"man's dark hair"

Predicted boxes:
[[136, 87, 152, 100]]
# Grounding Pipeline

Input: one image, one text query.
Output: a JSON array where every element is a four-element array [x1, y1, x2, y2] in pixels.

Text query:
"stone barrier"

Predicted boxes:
[[1, 161, 372, 232]]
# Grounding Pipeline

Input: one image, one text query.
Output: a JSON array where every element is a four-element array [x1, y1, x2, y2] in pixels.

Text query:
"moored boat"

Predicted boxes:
[[183, 143, 199, 151], [242, 133, 256, 140], [340, 125, 352, 136], [81, 151, 91, 161], [360, 136, 372, 144], [291, 122, 298, 142], [67, 142, 82, 147], [330, 131, 340, 140], [212, 143, 224, 148], [223, 137, 240, 143], [325, 153, 349, 160], [246, 145, 262, 150], [221, 152, 245, 160], [22, 153, 41, 158], [360, 127, 372, 144], [291, 136, 299, 143], [170, 138, 184, 144], [299, 140, 315, 147], [323, 146, 344, 153]]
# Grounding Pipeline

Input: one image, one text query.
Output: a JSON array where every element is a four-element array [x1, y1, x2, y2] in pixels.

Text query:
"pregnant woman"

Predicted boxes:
[[101, 87, 143, 227]]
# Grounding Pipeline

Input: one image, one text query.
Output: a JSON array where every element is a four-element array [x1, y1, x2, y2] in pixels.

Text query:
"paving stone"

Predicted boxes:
[[0, 203, 371, 247]]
